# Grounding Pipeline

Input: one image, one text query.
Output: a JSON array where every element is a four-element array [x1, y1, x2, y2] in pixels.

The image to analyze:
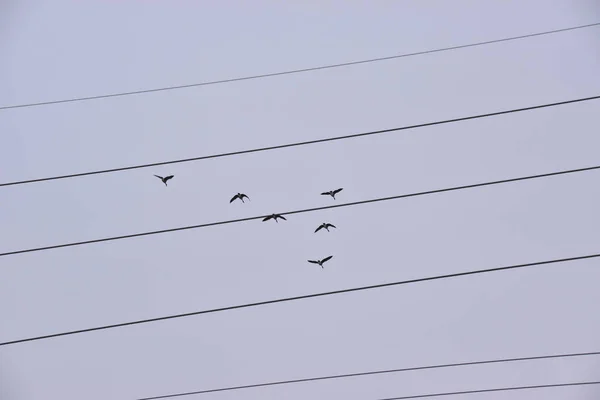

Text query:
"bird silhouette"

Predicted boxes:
[[308, 255, 333, 268], [321, 188, 343, 199], [315, 223, 336, 233], [154, 175, 174, 186], [230, 193, 250, 203], [262, 213, 287, 223]]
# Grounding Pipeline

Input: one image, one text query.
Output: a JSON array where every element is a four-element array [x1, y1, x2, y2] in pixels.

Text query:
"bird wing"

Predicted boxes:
[[320, 191, 330, 196], [327, 223, 336, 229], [315, 225, 323, 233], [322, 255, 333, 263], [263, 215, 273, 221], [164, 175, 174, 181], [278, 215, 287, 220], [308, 260, 319, 264], [333, 188, 343, 194], [241, 194, 250, 200], [154, 175, 164, 180], [230, 194, 239, 203]]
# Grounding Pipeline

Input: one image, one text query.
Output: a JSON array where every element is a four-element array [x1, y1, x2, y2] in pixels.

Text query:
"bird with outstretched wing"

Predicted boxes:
[[308, 255, 333, 268], [263, 213, 287, 223], [230, 193, 250, 203], [315, 223, 336, 233], [321, 188, 343, 199], [154, 175, 174, 186]]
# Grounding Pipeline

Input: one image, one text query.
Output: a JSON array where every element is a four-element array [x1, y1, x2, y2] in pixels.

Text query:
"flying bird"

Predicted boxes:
[[321, 188, 343, 199], [308, 255, 333, 268], [262, 213, 287, 223], [315, 223, 336, 233], [154, 175, 174, 186], [230, 193, 250, 203]]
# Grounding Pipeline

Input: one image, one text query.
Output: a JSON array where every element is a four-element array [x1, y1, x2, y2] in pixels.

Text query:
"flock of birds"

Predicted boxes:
[[153, 174, 342, 269]]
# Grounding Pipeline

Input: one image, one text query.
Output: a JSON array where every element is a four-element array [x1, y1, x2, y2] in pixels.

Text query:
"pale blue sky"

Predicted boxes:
[[1, 1, 600, 399]]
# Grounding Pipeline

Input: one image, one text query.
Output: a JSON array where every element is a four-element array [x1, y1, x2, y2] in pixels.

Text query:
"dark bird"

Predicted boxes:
[[315, 223, 336, 233], [308, 255, 333, 268], [321, 188, 343, 199], [262, 213, 287, 223], [154, 175, 174, 186], [230, 193, 250, 203]]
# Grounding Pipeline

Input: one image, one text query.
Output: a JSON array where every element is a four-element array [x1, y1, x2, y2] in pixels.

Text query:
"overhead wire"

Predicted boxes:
[[1, 164, 599, 258], [1, 22, 598, 112], [1, 95, 599, 188], [134, 350, 600, 399], [375, 381, 600, 400], [1, 252, 598, 347]]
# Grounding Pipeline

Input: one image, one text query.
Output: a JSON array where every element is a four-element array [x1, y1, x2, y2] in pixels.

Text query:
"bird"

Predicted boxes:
[[230, 193, 250, 203], [315, 223, 336, 233], [262, 213, 287, 223], [321, 188, 343, 199], [308, 255, 333, 268], [154, 174, 174, 186]]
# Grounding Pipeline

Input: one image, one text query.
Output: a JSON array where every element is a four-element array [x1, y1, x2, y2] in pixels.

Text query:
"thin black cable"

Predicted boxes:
[[135, 351, 600, 399], [2, 94, 599, 188], [1, 164, 599, 258], [1, 22, 598, 111], [377, 381, 600, 400], [1, 252, 598, 347]]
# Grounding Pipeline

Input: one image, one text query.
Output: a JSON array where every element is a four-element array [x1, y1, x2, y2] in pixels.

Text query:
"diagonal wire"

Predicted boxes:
[[1, 164, 599, 258], [376, 381, 600, 400], [135, 351, 600, 399], [2, 94, 599, 188], [1, 252, 598, 347], [1, 22, 598, 111]]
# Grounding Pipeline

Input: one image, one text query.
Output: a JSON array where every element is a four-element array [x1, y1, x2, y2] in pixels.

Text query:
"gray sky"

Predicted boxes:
[[1, 1, 600, 399]]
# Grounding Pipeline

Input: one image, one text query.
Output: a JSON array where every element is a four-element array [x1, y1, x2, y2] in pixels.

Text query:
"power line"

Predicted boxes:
[[1, 164, 598, 258], [135, 350, 600, 399], [2, 95, 599, 188], [376, 381, 600, 400], [1, 22, 598, 112], [1, 252, 597, 347]]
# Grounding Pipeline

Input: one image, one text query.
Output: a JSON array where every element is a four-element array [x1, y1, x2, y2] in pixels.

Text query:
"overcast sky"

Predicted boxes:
[[1, 1, 600, 399]]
